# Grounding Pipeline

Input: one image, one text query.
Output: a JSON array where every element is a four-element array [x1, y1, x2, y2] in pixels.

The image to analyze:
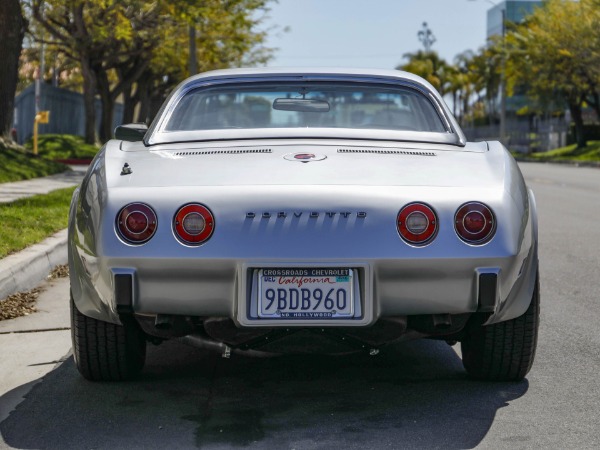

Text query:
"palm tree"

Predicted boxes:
[[396, 50, 451, 96]]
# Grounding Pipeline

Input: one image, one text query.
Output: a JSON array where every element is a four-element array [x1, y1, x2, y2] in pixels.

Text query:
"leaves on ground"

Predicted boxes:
[[48, 264, 69, 280], [0, 288, 40, 321], [0, 264, 68, 321]]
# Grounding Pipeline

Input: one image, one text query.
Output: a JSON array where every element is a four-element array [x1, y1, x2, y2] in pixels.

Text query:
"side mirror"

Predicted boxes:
[[114, 123, 148, 142]]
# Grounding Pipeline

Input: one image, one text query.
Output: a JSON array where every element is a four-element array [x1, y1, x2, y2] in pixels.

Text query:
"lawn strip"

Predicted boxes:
[[527, 140, 600, 162], [0, 187, 76, 258], [25, 134, 99, 160], [0, 142, 69, 183]]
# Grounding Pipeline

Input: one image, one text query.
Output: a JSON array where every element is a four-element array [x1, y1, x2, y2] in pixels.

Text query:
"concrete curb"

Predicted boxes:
[[0, 229, 68, 301]]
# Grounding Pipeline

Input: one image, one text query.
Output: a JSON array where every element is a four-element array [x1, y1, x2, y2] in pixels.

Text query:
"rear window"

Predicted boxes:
[[165, 82, 446, 133]]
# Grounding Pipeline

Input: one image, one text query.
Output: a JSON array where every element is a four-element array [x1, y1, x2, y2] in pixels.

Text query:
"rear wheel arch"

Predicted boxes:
[[70, 293, 146, 381], [460, 270, 540, 381]]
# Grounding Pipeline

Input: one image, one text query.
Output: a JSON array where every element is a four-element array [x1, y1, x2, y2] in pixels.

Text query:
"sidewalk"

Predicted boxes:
[[0, 167, 87, 300], [0, 169, 84, 432], [0, 166, 87, 203], [0, 275, 72, 427]]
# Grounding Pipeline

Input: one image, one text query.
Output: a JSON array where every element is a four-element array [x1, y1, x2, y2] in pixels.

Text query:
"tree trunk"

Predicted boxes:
[[99, 95, 115, 143], [122, 85, 136, 124], [569, 102, 587, 149], [463, 94, 470, 126], [136, 75, 153, 124], [0, 0, 25, 139], [96, 71, 115, 143], [126, 77, 162, 126], [452, 91, 457, 118], [149, 89, 167, 123], [487, 91, 495, 125], [587, 90, 600, 124], [80, 57, 97, 144], [99, 59, 151, 139]]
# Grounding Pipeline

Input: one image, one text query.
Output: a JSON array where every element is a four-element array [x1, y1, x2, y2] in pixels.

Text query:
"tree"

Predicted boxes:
[[0, 0, 26, 140], [30, 0, 276, 143], [452, 51, 479, 125], [444, 65, 464, 119], [396, 49, 494, 126], [31, 0, 166, 143], [450, 48, 502, 127], [396, 50, 450, 96], [88, 2, 164, 141], [466, 46, 502, 125], [120, 0, 275, 125], [504, 0, 600, 148]]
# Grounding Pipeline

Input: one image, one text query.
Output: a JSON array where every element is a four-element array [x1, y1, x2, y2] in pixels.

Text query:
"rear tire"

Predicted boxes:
[[461, 272, 540, 381], [70, 296, 146, 381]]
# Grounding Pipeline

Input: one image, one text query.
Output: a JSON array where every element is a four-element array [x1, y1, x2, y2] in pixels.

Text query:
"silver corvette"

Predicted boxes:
[[69, 68, 539, 382]]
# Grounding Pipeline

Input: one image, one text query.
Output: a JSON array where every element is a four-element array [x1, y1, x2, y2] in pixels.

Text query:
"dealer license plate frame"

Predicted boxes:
[[256, 268, 356, 320]]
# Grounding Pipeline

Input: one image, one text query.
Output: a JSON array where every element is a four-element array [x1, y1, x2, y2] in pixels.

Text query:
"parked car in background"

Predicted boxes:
[[69, 68, 539, 382]]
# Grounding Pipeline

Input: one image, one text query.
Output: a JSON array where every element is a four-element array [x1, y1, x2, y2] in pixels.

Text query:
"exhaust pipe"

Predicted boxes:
[[154, 314, 174, 330], [179, 334, 279, 358], [432, 314, 452, 330]]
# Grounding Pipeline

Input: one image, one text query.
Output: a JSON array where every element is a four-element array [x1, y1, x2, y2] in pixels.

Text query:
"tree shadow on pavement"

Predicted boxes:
[[0, 339, 529, 450]]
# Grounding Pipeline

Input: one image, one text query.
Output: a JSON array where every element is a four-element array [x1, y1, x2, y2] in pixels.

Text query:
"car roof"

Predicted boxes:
[[145, 67, 466, 147], [185, 67, 437, 90]]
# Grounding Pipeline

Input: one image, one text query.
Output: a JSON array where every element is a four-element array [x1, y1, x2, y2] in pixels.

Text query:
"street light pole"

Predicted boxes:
[[499, 7, 507, 145], [35, 2, 45, 115], [417, 22, 436, 53]]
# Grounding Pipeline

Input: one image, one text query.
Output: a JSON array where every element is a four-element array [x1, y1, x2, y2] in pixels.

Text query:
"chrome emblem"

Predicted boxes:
[[246, 211, 367, 219], [284, 152, 327, 162], [295, 153, 315, 160]]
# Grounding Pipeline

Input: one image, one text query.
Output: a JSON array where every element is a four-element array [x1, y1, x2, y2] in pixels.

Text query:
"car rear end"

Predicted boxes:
[[68, 68, 539, 381], [71, 140, 535, 338]]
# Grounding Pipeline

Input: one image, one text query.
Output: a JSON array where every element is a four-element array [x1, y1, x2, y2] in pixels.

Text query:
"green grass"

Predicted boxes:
[[24, 134, 99, 160], [0, 139, 69, 183], [528, 140, 600, 162], [0, 187, 76, 258]]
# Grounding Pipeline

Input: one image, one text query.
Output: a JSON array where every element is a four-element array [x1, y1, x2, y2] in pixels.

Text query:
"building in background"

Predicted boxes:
[[469, 0, 571, 153], [487, 0, 543, 115], [486, 0, 542, 39]]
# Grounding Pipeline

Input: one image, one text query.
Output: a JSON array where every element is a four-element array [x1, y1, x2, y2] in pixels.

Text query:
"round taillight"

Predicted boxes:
[[455, 202, 495, 244], [173, 203, 215, 245], [397, 203, 438, 245], [116, 203, 157, 244]]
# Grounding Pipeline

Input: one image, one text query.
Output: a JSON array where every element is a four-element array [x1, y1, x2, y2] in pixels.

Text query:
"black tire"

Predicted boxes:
[[461, 272, 540, 381], [70, 296, 146, 381]]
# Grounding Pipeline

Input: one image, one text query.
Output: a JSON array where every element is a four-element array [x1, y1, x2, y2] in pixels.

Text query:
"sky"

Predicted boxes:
[[262, 0, 494, 69]]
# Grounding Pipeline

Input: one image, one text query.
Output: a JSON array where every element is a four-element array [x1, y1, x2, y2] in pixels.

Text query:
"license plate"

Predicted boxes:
[[257, 268, 354, 319]]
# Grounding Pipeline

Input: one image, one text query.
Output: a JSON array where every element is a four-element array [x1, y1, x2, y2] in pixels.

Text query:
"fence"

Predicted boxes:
[[12, 84, 123, 144], [463, 117, 569, 153]]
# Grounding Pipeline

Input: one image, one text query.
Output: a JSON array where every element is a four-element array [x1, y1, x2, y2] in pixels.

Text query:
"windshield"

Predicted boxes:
[[165, 83, 447, 133]]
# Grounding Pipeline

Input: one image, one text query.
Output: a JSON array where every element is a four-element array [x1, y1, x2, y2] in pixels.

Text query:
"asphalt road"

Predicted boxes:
[[1, 161, 599, 449]]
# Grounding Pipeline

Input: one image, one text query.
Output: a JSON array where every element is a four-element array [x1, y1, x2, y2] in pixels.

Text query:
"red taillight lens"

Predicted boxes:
[[455, 202, 495, 244], [173, 203, 215, 245], [397, 203, 438, 245], [116, 203, 157, 244]]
